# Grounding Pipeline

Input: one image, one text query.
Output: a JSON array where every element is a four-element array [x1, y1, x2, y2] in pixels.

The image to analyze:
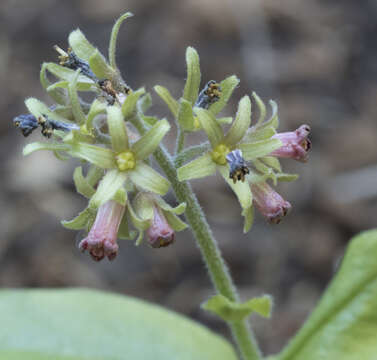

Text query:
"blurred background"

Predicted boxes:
[[1, 0, 376, 355]]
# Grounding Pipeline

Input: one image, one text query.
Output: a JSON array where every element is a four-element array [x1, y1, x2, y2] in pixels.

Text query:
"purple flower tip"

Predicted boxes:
[[147, 207, 175, 248]]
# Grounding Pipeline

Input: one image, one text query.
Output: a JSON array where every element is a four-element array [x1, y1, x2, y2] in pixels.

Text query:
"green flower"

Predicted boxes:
[[177, 95, 283, 232]]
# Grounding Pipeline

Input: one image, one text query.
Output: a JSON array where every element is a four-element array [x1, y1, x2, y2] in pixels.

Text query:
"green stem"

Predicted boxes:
[[131, 114, 261, 360], [175, 129, 186, 155]]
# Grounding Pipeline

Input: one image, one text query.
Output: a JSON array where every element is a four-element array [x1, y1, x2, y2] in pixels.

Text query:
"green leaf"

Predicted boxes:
[[68, 29, 97, 61], [154, 85, 179, 118], [68, 143, 116, 169], [73, 166, 96, 198], [121, 88, 146, 119], [239, 138, 282, 161], [177, 153, 216, 181], [203, 294, 272, 322], [107, 105, 129, 152], [209, 75, 239, 115], [177, 98, 195, 131], [23, 142, 71, 156], [224, 95, 251, 146], [89, 169, 127, 208], [131, 119, 170, 160], [183, 47, 201, 105], [194, 108, 224, 148], [61, 207, 94, 230], [278, 229, 377, 360], [129, 162, 170, 195], [89, 49, 115, 79], [109, 12, 133, 69], [0, 289, 238, 360], [68, 70, 86, 124]]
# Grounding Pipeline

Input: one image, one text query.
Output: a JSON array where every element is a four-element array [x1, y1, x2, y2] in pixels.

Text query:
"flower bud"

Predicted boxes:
[[147, 207, 175, 248], [271, 125, 311, 162], [251, 182, 291, 224], [78, 200, 125, 261]]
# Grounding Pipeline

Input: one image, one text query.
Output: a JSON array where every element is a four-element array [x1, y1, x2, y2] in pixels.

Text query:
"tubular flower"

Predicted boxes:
[[177, 95, 283, 231], [270, 124, 311, 162], [132, 192, 187, 248], [79, 200, 125, 261], [250, 182, 291, 224]]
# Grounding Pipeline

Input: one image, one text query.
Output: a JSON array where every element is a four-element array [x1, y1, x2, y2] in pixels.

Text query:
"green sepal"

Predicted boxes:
[[107, 104, 129, 152], [40, 63, 67, 104], [245, 126, 276, 142], [183, 47, 201, 105], [68, 29, 97, 62], [86, 165, 104, 187], [129, 162, 170, 195], [23, 142, 71, 156], [52, 105, 74, 120], [239, 138, 282, 161], [68, 143, 116, 169], [68, 70, 86, 124], [127, 203, 150, 231], [252, 92, 267, 127], [86, 98, 107, 130], [131, 119, 170, 160], [154, 197, 186, 215], [209, 75, 239, 115], [89, 49, 115, 79], [42, 63, 95, 87], [61, 206, 95, 231], [53, 150, 70, 161], [253, 159, 277, 186], [177, 153, 216, 181], [73, 166, 96, 198], [276, 173, 299, 182], [122, 88, 146, 119], [113, 187, 128, 206], [25, 98, 69, 123], [261, 156, 281, 172], [177, 98, 195, 131], [109, 12, 134, 69], [217, 117, 233, 125], [46, 80, 93, 93], [142, 115, 158, 127], [132, 193, 154, 221], [138, 93, 153, 113], [63, 129, 95, 145], [135, 230, 144, 246], [154, 85, 179, 118], [218, 165, 252, 210], [202, 294, 272, 322], [242, 206, 254, 233], [163, 210, 188, 232], [118, 213, 137, 241], [195, 108, 224, 148], [259, 100, 279, 130], [89, 169, 127, 208], [224, 95, 251, 147]]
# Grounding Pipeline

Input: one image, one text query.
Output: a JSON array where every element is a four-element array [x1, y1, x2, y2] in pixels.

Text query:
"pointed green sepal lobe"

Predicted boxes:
[[203, 294, 272, 322], [138, 93, 153, 113], [118, 213, 137, 240], [261, 156, 281, 172], [40, 63, 67, 104], [224, 95, 251, 146], [132, 119, 170, 160], [23, 142, 71, 156], [73, 166, 96, 198], [129, 163, 170, 195], [276, 173, 299, 182], [42, 63, 95, 87], [25, 98, 69, 123], [242, 206, 254, 233], [154, 197, 186, 215], [154, 85, 179, 118], [127, 203, 151, 231], [68, 143, 116, 169], [132, 193, 154, 221], [122, 88, 146, 119], [194, 108, 224, 147], [177, 153, 216, 181], [61, 207, 95, 231], [163, 210, 188, 231], [114, 187, 128, 206], [86, 99, 107, 130], [209, 75, 239, 115], [107, 105, 129, 152], [183, 47, 201, 105], [252, 92, 266, 127]]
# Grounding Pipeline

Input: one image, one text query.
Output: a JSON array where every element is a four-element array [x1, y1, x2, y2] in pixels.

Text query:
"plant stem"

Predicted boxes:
[[131, 114, 261, 360], [175, 129, 186, 155]]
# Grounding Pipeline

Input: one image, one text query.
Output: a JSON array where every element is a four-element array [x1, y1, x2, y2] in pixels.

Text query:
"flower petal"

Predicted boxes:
[[107, 105, 129, 152], [68, 143, 116, 169], [89, 169, 127, 208], [73, 166, 96, 198], [154, 85, 179, 118], [224, 95, 251, 146], [252, 92, 266, 126], [183, 47, 201, 105], [218, 165, 252, 210], [238, 139, 282, 160], [23, 142, 71, 156], [177, 98, 195, 131], [122, 88, 146, 119], [129, 162, 170, 195], [177, 153, 216, 181], [131, 119, 170, 160], [209, 75, 239, 115], [194, 108, 224, 148]]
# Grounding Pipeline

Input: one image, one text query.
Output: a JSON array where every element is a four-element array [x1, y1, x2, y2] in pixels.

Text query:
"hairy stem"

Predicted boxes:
[[131, 113, 261, 360], [175, 129, 186, 155]]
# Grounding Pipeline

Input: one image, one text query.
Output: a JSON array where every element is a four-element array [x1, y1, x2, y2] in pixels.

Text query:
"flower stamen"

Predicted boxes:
[[211, 143, 230, 165], [116, 150, 136, 171]]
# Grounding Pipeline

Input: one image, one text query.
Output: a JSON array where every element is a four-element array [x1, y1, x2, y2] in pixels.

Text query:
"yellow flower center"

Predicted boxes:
[[116, 150, 136, 171], [211, 144, 230, 165]]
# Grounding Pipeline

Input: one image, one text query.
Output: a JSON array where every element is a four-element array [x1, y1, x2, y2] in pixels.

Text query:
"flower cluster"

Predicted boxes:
[[13, 12, 310, 261]]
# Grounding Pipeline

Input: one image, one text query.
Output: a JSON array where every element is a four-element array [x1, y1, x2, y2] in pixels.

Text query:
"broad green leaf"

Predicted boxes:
[[203, 294, 272, 322], [154, 85, 179, 118], [0, 289, 238, 360], [278, 229, 377, 360], [183, 47, 201, 105], [209, 75, 239, 115], [109, 12, 133, 69]]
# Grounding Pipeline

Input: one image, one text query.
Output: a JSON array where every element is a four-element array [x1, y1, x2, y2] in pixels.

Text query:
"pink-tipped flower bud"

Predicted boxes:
[[147, 207, 175, 248], [251, 182, 291, 224], [79, 200, 125, 261], [270, 124, 311, 162]]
